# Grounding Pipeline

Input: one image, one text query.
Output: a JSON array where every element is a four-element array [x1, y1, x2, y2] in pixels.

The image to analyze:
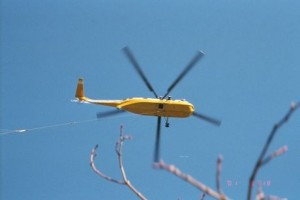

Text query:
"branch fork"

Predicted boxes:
[[90, 125, 147, 200]]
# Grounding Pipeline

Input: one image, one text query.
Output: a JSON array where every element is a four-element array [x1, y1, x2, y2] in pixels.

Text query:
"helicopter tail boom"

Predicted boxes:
[[75, 78, 122, 107]]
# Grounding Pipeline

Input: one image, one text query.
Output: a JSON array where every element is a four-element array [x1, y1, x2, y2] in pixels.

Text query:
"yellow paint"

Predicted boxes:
[[75, 78, 194, 118]]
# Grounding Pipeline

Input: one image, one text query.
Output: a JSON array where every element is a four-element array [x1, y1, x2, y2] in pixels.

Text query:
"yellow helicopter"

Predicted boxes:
[[75, 46, 221, 162]]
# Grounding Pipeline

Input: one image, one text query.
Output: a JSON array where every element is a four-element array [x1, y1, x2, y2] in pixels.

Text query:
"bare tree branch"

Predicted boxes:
[[256, 187, 288, 200], [247, 101, 300, 200], [117, 126, 146, 200], [261, 145, 288, 167], [264, 195, 287, 200], [256, 187, 265, 200], [90, 144, 124, 184], [90, 125, 147, 200], [153, 160, 229, 200]]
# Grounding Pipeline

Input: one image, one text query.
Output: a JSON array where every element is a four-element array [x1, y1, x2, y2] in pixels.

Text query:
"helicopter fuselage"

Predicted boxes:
[[81, 97, 194, 118]]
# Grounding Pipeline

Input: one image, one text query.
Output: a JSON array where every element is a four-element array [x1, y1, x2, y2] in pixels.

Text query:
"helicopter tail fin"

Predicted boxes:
[[75, 78, 86, 100]]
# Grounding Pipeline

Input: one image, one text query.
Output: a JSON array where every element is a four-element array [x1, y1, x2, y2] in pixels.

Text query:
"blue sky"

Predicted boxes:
[[1, 0, 300, 199]]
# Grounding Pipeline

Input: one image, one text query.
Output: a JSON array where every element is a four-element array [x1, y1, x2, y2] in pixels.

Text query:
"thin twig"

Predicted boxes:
[[247, 101, 300, 200], [90, 144, 124, 184], [90, 126, 147, 200], [264, 195, 288, 200], [261, 145, 288, 166], [256, 188, 288, 200], [117, 126, 147, 200], [256, 187, 265, 200], [154, 160, 228, 200], [216, 155, 223, 195], [200, 193, 206, 200]]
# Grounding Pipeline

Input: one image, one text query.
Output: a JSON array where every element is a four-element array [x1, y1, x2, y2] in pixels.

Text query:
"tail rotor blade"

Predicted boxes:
[[193, 112, 221, 126], [163, 51, 205, 99], [154, 116, 162, 163], [96, 109, 125, 119], [123, 46, 159, 98]]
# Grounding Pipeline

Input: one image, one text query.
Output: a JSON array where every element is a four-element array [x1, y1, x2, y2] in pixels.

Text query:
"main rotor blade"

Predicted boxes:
[[193, 112, 221, 126], [123, 46, 158, 98], [163, 51, 205, 99], [96, 109, 125, 119], [154, 116, 162, 163]]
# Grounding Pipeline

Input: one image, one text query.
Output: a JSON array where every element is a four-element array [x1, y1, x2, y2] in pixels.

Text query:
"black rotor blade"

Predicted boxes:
[[96, 109, 125, 119], [193, 112, 221, 126], [123, 46, 158, 98], [163, 51, 205, 99], [154, 116, 162, 163]]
